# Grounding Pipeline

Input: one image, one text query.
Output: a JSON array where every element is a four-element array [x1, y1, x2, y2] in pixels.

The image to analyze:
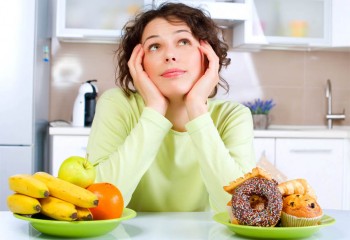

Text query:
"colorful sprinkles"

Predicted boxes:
[[231, 177, 283, 227]]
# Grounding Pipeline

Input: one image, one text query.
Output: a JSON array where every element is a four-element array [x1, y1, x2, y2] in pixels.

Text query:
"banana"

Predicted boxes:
[[39, 196, 78, 221], [8, 174, 49, 198], [33, 172, 98, 208], [7, 193, 41, 215], [76, 207, 93, 220]]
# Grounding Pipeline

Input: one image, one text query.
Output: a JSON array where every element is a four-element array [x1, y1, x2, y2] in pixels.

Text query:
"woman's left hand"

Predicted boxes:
[[185, 41, 220, 120]]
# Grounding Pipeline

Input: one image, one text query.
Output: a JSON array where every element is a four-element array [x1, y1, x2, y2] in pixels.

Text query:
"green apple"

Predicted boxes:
[[58, 156, 96, 188]]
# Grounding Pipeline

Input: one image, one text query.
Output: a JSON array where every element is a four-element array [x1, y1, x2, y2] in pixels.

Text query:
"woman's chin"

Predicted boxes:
[[161, 88, 192, 100]]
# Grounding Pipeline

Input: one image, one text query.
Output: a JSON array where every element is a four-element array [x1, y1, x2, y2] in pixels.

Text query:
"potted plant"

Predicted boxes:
[[243, 99, 276, 129]]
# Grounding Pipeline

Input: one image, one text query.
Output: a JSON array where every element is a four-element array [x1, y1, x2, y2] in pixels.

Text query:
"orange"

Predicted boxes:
[[87, 182, 124, 220]]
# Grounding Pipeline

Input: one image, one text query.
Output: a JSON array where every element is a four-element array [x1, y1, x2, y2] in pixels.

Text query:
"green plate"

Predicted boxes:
[[14, 208, 136, 238], [213, 212, 335, 239]]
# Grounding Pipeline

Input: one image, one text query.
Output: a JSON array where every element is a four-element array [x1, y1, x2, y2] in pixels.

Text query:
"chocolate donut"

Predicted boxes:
[[231, 177, 282, 227]]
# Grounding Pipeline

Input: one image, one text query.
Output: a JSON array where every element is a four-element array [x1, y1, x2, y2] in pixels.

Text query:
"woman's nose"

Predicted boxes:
[[166, 57, 176, 62], [164, 46, 177, 62]]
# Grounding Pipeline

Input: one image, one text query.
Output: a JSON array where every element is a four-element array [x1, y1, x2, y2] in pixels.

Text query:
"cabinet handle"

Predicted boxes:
[[290, 149, 332, 154]]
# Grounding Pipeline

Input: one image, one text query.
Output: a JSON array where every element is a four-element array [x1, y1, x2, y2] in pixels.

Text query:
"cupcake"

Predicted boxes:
[[281, 194, 323, 227]]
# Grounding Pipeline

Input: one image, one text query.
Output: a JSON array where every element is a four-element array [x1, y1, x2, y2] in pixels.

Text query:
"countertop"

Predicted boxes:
[[254, 125, 350, 138], [49, 125, 350, 138], [0, 209, 349, 239]]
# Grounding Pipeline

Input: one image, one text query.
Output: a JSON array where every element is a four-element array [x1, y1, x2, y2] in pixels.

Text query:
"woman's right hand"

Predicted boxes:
[[128, 44, 168, 115]]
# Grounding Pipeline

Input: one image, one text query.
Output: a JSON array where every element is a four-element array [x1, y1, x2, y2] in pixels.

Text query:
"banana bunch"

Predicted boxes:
[[7, 172, 97, 221]]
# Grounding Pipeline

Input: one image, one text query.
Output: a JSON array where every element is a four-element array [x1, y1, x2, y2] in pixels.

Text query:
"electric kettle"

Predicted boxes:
[[72, 80, 98, 127]]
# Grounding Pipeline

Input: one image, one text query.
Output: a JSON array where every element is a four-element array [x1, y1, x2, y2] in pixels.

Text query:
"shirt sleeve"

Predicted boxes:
[[86, 90, 172, 205], [185, 104, 256, 212]]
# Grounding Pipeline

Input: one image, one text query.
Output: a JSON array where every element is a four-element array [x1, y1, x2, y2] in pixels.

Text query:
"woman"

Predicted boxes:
[[87, 2, 255, 212]]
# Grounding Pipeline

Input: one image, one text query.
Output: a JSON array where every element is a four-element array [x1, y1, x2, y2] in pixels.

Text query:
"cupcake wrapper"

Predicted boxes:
[[281, 212, 323, 227]]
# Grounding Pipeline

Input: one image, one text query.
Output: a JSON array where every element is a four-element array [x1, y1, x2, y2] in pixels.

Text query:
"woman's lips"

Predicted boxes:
[[161, 69, 186, 78]]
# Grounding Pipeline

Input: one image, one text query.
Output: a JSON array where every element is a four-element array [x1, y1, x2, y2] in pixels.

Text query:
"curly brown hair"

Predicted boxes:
[[115, 2, 231, 97]]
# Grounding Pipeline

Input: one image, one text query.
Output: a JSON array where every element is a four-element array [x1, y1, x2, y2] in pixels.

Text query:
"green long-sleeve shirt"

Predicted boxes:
[[86, 88, 256, 212]]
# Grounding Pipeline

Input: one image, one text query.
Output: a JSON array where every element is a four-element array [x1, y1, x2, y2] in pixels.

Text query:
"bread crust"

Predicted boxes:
[[223, 167, 273, 194], [277, 179, 317, 199]]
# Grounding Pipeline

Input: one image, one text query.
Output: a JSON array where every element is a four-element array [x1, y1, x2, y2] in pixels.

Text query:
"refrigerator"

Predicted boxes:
[[0, 0, 51, 210]]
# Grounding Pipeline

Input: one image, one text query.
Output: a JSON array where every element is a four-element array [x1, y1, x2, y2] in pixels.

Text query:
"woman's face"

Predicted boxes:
[[141, 17, 205, 99]]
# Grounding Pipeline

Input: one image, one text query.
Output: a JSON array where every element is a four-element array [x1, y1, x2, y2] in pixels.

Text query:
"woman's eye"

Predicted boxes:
[[149, 44, 159, 51], [179, 39, 190, 46]]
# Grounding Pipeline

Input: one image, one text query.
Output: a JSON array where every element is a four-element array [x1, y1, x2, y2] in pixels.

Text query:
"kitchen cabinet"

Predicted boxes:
[[49, 127, 90, 176], [253, 138, 275, 164], [49, 127, 350, 210], [54, 0, 248, 43], [233, 0, 350, 50], [275, 138, 346, 210], [330, 0, 350, 48], [54, 0, 350, 49], [233, 0, 331, 50], [254, 136, 349, 210], [54, 0, 153, 43], [153, 0, 248, 26]]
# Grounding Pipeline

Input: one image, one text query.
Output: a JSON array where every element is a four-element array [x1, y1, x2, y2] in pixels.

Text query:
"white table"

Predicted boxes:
[[0, 209, 349, 239]]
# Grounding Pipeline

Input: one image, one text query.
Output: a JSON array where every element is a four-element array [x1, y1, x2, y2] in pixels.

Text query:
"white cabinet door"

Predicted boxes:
[[0, 146, 32, 210], [55, 0, 153, 43], [233, 0, 332, 50], [275, 138, 344, 210], [331, 0, 350, 47], [153, 0, 248, 25], [50, 135, 89, 177], [253, 138, 275, 164]]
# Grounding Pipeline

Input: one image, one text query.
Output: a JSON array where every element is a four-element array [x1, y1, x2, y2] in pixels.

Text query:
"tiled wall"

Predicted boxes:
[[50, 42, 350, 126]]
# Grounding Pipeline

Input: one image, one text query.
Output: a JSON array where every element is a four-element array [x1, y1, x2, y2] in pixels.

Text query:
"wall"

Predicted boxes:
[[50, 42, 350, 126], [50, 41, 116, 122]]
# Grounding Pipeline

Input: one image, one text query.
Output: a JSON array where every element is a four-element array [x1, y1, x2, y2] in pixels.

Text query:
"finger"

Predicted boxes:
[[134, 46, 145, 73], [128, 44, 142, 74], [128, 44, 140, 65], [199, 41, 219, 71]]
